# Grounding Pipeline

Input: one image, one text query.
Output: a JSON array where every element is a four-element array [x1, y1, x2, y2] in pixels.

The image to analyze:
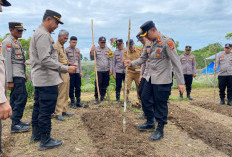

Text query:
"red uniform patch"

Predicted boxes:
[[167, 41, 175, 50]]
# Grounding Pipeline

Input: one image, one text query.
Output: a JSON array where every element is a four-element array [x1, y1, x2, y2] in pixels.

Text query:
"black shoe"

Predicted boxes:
[[70, 103, 78, 109], [100, 97, 106, 101], [138, 122, 155, 131], [19, 121, 30, 126], [150, 124, 164, 141], [55, 115, 65, 121], [138, 113, 146, 119], [219, 99, 225, 105], [30, 126, 40, 142], [179, 94, 183, 100], [227, 99, 232, 106], [94, 99, 99, 104], [11, 124, 30, 133], [62, 112, 73, 116], [39, 134, 63, 151], [187, 95, 193, 100], [76, 103, 83, 108]]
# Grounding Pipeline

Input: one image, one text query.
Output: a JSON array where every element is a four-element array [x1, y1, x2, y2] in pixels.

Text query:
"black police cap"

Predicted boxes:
[[116, 39, 123, 45], [126, 39, 134, 47], [8, 22, 26, 31], [140, 21, 156, 37], [225, 43, 231, 48], [185, 45, 192, 50], [43, 9, 63, 24], [99, 36, 106, 42], [70, 36, 77, 41], [136, 32, 144, 41], [1, 0, 11, 7]]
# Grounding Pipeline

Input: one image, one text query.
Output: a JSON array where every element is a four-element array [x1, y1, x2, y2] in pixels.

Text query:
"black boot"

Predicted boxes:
[[19, 121, 30, 126], [39, 134, 63, 151], [187, 94, 193, 100], [11, 122, 30, 133], [76, 98, 83, 107], [30, 126, 40, 142], [94, 98, 99, 104], [179, 93, 183, 100], [70, 98, 77, 109], [150, 123, 164, 141], [100, 96, 106, 101], [116, 93, 120, 102], [218, 98, 225, 105], [138, 121, 155, 131], [227, 99, 232, 106]]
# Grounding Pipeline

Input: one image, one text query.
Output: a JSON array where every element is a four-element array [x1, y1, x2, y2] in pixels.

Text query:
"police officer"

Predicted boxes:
[[179, 46, 196, 100], [112, 39, 125, 102], [214, 43, 232, 106], [66, 36, 83, 108], [2, 22, 30, 133], [123, 39, 142, 105], [29, 9, 77, 150], [54, 30, 73, 121], [0, 0, 13, 154], [90, 36, 113, 104], [124, 21, 185, 141], [137, 33, 152, 119]]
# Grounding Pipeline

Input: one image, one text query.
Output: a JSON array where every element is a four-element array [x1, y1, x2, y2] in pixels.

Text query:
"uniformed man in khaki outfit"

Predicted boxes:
[[124, 21, 185, 141], [54, 30, 73, 121], [2, 22, 30, 133], [0, 1, 13, 154], [214, 43, 232, 106], [123, 39, 142, 104], [29, 9, 77, 150], [179, 46, 196, 100]]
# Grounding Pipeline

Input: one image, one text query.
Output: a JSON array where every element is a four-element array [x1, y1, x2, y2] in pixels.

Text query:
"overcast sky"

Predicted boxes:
[[0, 0, 231, 58]]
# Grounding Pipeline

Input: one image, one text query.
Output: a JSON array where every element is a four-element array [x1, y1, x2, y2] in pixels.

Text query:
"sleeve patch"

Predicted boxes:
[[167, 41, 175, 50], [6, 44, 12, 53]]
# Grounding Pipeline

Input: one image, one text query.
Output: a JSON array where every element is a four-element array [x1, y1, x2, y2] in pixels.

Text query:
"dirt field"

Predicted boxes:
[[1, 88, 232, 157]]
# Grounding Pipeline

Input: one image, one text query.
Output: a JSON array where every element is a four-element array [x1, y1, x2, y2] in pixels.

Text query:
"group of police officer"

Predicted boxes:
[[0, 0, 232, 153]]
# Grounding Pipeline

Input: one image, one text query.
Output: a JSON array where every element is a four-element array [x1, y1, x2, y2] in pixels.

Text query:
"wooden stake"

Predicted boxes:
[[91, 19, 100, 102]]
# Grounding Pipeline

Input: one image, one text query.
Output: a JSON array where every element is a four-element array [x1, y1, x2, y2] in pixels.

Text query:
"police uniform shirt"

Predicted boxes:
[[131, 33, 185, 85], [0, 41, 7, 104], [123, 47, 142, 73], [216, 52, 232, 76], [65, 46, 82, 74], [2, 34, 26, 82], [29, 25, 68, 87], [90, 46, 113, 72], [179, 53, 196, 75], [112, 48, 125, 74], [141, 41, 152, 79]]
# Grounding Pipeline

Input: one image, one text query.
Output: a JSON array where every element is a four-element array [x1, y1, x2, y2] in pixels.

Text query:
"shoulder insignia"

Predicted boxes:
[[158, 41, 163, 45], [6, 44, 12, 53], [167, 40, 175, 50]]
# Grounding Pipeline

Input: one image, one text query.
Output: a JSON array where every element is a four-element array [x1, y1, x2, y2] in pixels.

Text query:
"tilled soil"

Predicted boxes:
[[190, 101, 232, 117], [169, 103, 232, 156], [81, 108, 162, 157]]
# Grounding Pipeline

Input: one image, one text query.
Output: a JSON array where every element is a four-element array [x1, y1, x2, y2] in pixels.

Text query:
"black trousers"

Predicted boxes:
[[218, 76, 232, 100], [116, 73, 125, 96], [10, 77, 27, 125], [32, 85, 58, 135], [94, 71, 110, 99], [184, 74, 193, 95], [69, 73, 81, 101], [141, 79, 171, 124]]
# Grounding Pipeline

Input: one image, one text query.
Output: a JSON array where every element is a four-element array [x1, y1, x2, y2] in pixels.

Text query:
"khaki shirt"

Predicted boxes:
[[123, 47, 142, 73], [112, 48, 125, 74], [55, 40, 68, 65], [141, 41, 152, 79], [90, 46, 113, 72], [0, 41, 7, 104], [180, 54, 196, 75], [215, 52, 232, 76], [65, 46, 82, 73], [29, 25, 68, 87], [131, 33, 185, 85], [2, 34, 26, 82]]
